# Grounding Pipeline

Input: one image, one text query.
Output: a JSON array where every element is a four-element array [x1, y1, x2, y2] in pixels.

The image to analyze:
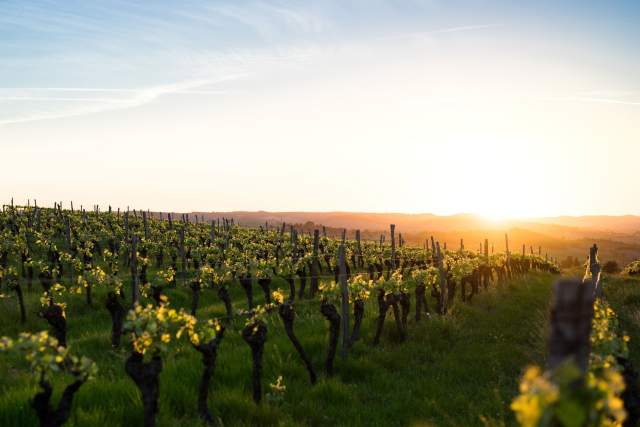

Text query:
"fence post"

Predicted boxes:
[[436, 242, 447, 314], [548, 279, 595, 372], [179, 228, 186, 286], [143, 211, 148, 240], [131, 235, 139, 305], [311, 230, 320, 297], [356, 229, 362, 267], [339, 242, 349, 360], [65, 216, 73, 286], [505, 233, 511, 278], [589, 244, 602, 298], [390, 224, 396, 269]]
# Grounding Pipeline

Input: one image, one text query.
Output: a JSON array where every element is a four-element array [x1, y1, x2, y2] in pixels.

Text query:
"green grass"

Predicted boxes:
[[600, 275, 640, 368], [0, 273, 554, 426]]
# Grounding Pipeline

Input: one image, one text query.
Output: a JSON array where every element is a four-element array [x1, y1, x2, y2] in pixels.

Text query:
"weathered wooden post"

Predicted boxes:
[[460, 238, 464, 252], [390, 224, 396, 269], [65, 216, 73, 285], [505, 233, 511, 278], [548, 279, 595, 372], [179, 228, 186, 286], [356, 229, 362, 267], [142, 211, 149, 240], [131, 235, 139, 305], [124, 211, 129, 237], [589, 244, 602, 298], [311, 230, 320, 297], [436, 242, 447, 315], [338, 242, 349, 360]]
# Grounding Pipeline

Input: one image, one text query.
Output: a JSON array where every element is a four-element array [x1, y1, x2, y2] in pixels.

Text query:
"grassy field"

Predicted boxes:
[[602, 275, 640, 369], [0, 273, 555, 427]]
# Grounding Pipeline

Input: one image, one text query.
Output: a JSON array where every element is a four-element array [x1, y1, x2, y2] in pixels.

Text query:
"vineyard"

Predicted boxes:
[[0, 202, 636, 426]]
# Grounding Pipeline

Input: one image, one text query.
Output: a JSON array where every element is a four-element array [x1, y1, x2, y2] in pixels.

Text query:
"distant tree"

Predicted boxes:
[[602, 260, 621, 274]]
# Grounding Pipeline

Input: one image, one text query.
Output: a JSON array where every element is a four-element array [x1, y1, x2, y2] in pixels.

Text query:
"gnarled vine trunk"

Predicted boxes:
[[125, 353, 162, 427], [32, 378, 86, 427], [258, 278, 271, 304], [241, 321, 267, 403], [320, 301, 340, 376], [40, 304, 66, 347], [239, 274, 253, 309], [349, 299, 365, 347], [373, 290, 389, 346], [279, 302, 316, 384], [217, 286, 233, 320], [193, 326, 225, 423], [105, 291, 125, 348]]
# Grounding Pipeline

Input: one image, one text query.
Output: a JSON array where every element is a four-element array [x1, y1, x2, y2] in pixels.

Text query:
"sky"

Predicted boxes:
[[1, 0, 639, 218]]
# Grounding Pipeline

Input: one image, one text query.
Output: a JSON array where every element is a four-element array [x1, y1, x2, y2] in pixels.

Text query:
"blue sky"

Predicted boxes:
[[1, 1, 639, 215]]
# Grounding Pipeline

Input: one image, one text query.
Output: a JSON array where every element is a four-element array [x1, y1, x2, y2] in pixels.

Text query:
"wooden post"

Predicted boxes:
[[436, 242, 447, 314], [356, 229, 362, 267], [338, 242, 349, 360], [179, 228, 186, 286], [210, 220, 215, 243], [460, 238, 464, 252], [390, 224, 396, 269], [131, 235, 139, 305], [311, 229, 320, 297], [589, 244, 602, 298], [505, 233, 511, 277], [142, 211, 149, 240], [65, 216, 73, 285], [548, 279, 595, 372], [484, 239, 489, 260]]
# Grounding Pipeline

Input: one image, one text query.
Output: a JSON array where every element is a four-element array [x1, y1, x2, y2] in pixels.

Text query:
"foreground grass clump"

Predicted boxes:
[[0, 273, 553, 426]]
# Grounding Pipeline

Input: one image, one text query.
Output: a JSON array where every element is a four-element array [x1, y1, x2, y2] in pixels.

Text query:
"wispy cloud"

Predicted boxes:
[[0, 76, 244, 126], [542, 96, 640, 107], [382, 24, 499, 41]]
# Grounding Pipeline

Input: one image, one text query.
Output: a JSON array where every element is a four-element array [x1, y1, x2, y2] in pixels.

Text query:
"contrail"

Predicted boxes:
[[0, 74, 248, 127], [542, 96, 640, 107]]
